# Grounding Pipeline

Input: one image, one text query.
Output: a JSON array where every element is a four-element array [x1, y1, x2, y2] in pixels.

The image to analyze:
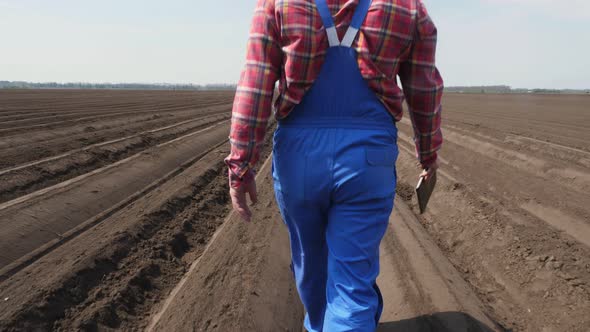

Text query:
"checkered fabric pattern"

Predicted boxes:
[[226, 0, 443, 188]]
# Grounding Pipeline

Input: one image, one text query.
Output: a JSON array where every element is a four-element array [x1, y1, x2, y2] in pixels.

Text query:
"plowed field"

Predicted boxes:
[[0, 90, 588, 332]]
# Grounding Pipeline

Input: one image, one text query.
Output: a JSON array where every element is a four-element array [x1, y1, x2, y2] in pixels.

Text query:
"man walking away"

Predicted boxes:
[[226, 0, 443, 331]]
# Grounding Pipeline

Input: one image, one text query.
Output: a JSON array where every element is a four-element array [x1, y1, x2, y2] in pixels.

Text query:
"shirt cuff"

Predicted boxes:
[[228, 168, 255, 189], [419, 152, 438, 170]]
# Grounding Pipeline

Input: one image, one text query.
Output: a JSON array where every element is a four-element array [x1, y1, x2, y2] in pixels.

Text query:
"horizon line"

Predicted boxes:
[[0, 81, 588, 91]]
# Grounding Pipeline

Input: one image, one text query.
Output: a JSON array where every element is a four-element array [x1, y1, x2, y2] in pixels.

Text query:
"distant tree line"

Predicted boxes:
[[1, 81, 588, 94], [0, 81, 237, 91], [444, 85, 589, 95]]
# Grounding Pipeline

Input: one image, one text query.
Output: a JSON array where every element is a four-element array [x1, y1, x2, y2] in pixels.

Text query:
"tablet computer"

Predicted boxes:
[[416, 171, 437, 214]]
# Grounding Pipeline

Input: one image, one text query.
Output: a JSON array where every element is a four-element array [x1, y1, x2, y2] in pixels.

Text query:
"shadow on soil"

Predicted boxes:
[[378, 311, 507, 332]]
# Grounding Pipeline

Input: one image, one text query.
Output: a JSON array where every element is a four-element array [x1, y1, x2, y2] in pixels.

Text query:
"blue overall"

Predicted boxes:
[[272, 0, 398, 331]]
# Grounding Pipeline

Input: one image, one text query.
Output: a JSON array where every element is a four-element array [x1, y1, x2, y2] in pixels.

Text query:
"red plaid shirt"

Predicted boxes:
[[226, 0, 443, 187]]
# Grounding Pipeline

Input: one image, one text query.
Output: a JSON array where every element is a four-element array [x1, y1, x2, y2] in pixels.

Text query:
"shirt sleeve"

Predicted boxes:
[[224, 0, 282, 188], [398, 0, 444, 169]]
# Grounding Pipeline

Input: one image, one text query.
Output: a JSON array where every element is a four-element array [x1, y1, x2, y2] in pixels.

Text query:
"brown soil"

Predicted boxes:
[[0, 111, 231, 203], [0, 90, 234, 169], [148, 155, 501, 331], [0, 89, 279, 332], [394, 93, 590, 332], [0, 146, 237, 331], [0, 91, 588, 331]]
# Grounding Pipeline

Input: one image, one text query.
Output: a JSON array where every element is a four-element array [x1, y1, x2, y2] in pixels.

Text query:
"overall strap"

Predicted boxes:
[[341, 0, 371, 47], [314, 0, 372, 48], [314, 0, 339, 47]]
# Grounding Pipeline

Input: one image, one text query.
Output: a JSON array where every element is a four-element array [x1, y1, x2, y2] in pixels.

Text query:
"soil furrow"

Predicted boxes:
[[147, 143, 500, 332], [398, 151, 590, 331], [0, 104, 231, 168], [0, 120, 230, 270], [0, 89, 234, 113], [394, 96, 590, 331], [0, 100, 226, 125], [0, 100, 231, 136], [1, 91, 587, 331], [398, 121, 590, 194], [0, 113, 228, 176], [0, 147, 230, 331], [0, 113, 230, 203], [0, 100, 201, 120], [0, 124, 276, 331]]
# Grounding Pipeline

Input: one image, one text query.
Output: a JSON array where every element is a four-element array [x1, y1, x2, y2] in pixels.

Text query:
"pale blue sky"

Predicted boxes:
[[0, 0, 588, 88]]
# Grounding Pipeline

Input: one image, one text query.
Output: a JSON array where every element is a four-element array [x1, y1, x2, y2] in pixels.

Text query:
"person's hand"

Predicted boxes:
[[230, 179, 258, 222], [419, 159, 440, 181]]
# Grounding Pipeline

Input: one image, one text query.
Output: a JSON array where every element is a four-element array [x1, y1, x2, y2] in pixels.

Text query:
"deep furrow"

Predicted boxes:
[[0, 114, 231, 204], [0, 99, 225, 124], [443, 117, 590, 150], [394, 136, 590, 331], [446, 109, 589, 130], [0, 101, 155, 119], [1, 159, 228, 332], [0, 100, 231, 135], [0, 91, 234, 114], [0, 105, 230, 156], [0, 112, 229, 176], [0, 120, 231, 276], [0, 123, 275, 332]]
